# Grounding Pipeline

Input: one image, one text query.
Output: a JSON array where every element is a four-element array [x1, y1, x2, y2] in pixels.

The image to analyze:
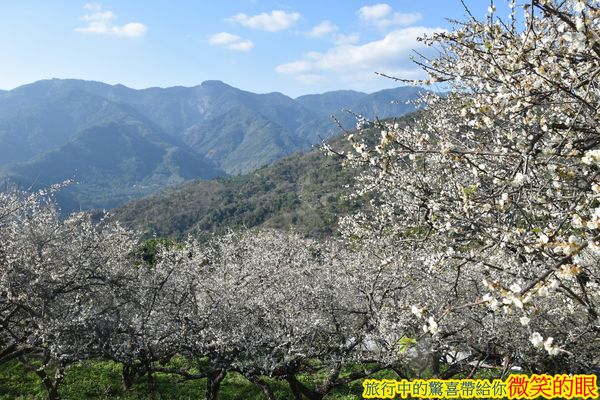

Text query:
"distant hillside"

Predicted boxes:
[[112, 136, 354, 240], [1, 120, 222, 211], [294, 86, 424, 143], [182, 107, 309, 174], [296, 86, 424, 120], [112, 114, 418, 240], [0, 79, 423, 212], [296, 90, 367, 115]]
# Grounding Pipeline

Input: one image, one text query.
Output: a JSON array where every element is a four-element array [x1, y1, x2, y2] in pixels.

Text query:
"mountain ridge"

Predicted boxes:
[[0, 78, 423, 212], [111, 114, 418, 240]]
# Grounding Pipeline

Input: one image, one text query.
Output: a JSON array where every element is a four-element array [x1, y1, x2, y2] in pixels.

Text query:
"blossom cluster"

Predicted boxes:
[[339, 0, 600, 373]]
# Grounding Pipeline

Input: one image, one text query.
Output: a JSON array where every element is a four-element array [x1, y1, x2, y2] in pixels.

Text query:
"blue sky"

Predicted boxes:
[[0, 1, 506, 97]]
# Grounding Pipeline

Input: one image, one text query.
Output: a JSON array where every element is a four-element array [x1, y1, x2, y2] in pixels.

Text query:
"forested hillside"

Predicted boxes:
[[111, 130, 360, 239]]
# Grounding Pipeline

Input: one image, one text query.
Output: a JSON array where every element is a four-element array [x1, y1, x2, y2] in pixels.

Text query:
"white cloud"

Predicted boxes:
[[276, 27, 444, 84], [380, 12, 422, 27], [359, 4, 392, 20], [332, 33, 360, 45], [76, 4, 147, 38], [80, 10, 113, 22], [83, 2, 102, 11], [229, 10, 300, 32], [208, 32, 254, 52], [276, 60, 313, 75], [305, 20, 338, 38], [358, 3, 422, 29]]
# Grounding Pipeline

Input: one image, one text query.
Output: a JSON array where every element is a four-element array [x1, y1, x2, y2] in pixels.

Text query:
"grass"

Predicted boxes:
[[4, 359, 545, 400], [0, 360, 375, 399]]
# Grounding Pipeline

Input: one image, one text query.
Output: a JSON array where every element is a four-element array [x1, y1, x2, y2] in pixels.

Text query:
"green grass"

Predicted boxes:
[[0, 360, 372, 399], [6, 359, 578, 400]]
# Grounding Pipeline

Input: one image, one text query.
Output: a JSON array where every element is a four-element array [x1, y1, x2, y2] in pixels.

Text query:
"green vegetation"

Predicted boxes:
[[113, 135, 360, 240], [113, 114, 418, 240], [0, 358, 520, 400], [0, 360, 394, 400]]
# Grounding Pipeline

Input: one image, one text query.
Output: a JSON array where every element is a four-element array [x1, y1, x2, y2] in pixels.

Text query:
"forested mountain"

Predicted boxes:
[[296, 86, 423, 119], [111, 134, 355, 240], [182, 107, 308, 174], [3, 120, 223, 211], [0, 79, 422, 212], [296, 90, 367, 114], [112, 115, 417, 240]]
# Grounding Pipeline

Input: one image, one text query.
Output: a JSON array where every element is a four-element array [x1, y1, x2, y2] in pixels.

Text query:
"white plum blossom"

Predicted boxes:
[[338, 0, 600, 375], [530, 332, 544, 348]]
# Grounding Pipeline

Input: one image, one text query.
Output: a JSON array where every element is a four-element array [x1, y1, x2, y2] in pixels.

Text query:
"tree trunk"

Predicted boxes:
[[286, 375, 303, 400], [0, 342, 29, 366], [34, 368, 62, 400], [249, 376, 278, 400], [205, 369, 226, 400], [46, 386, 60, 400], [316, 363, 341, 397], [432, 350, 441, 377], [19, 355, 63, 400], [121, 364, 137, 390], [44, 386, 60, 400], [285, 374, 323, 400]]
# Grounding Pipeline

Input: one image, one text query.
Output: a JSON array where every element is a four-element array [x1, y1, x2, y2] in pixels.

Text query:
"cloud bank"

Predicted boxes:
[[276, 26, 444, 85]]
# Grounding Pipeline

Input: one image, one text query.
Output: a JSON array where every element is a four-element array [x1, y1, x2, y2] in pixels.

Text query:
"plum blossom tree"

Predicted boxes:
[[0, 188, 139, 400], [4, 3, 600, 398], [334, 0, 600, 374], [2, 189, 412, 400], [95, 243, 198, 391], [142, 230, 410, 399]]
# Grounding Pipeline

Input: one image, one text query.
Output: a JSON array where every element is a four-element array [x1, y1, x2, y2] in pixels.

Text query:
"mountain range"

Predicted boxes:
[[112, 114, 417, 240], [0, 78, 423, 212]]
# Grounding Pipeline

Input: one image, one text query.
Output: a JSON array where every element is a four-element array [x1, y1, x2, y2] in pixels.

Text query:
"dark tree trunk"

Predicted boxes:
[[121, 362, 149, 390], [432, 350, 441, 377], [46, 386, 60, 400], [248, 376, 278, 400], [45, 386, 61, 400], [19, 355, 63, 400], [205, 369, 227, 400], [285, 374, 323, 400], [121, 364, 137, 390], [0, 346, 29, 366], [286, 375, 304, 400], [316, 363, 341, 397], [34, 368, 63, 400]]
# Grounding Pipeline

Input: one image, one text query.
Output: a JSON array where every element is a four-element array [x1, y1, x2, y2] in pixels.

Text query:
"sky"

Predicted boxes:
[[0, 1, 508, 97]]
